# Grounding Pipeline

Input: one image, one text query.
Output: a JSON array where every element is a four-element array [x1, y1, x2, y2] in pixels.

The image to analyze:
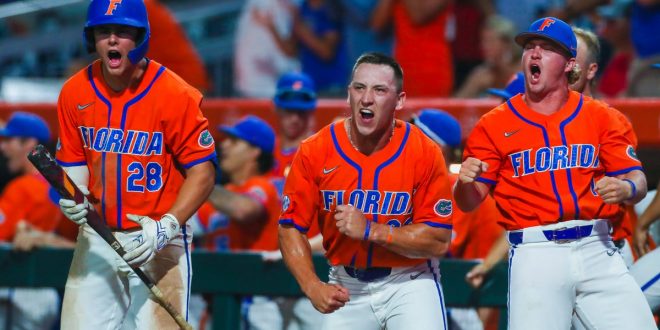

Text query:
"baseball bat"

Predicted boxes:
[[28, 145, 193, 330]]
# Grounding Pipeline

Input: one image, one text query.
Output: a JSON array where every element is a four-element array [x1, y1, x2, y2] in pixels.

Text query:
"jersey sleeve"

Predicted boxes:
[[164, 90, 217, 169], [597, 107, 643, 176], [463, 118, 501, 185], [55, 86, 86, 166], [0, 181, 28, 240], [278, 143, 318, 233], [412, 141, 453, 229]]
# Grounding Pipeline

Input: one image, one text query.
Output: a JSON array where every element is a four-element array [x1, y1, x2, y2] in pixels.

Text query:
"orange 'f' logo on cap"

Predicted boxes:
[[105, 0, 123, 15], [538, 18, 556, 31], [292, 81, 303, 90]]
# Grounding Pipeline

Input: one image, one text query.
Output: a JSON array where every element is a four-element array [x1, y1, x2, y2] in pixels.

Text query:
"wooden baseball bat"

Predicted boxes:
[[28, 145, 193, 330]]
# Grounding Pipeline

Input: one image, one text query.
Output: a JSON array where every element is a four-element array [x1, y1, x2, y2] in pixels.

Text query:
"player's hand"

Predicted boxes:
[[58, 185, 90, 225], [465, 262, 491, 288], [458, 157, 488, 184], [305, 281, 350, 314], [334, 204, 368, 241], [632, 225, 651, 258], [122, 213, 180, 267], [595, 177, 632, 204]]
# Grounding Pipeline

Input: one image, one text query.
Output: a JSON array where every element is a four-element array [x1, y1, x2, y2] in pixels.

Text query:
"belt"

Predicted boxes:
[[343, 266, 392, 282], [508, 220, 610, 245]]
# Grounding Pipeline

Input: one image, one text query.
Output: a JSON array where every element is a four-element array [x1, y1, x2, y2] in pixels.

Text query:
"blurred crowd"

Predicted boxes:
[[2, 0, 660, 98]]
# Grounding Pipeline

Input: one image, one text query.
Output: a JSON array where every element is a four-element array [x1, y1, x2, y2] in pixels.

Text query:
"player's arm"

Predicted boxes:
[[207, 185, 266, 224], [335, 204, 450, 258], [596, 169, 647, 206], [166, 161, 216, 225], [465, 233, 509, 288], [633, 180, 660, 257], [279, 225, 349, 313], [453, 157, 491, 212]]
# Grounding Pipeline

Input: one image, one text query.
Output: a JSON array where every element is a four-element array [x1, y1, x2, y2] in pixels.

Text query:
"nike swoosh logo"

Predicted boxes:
[[504, 129, 520, 137], [323, 166, 338, 175], [410, 270, 425, 280], [77, 102, 94, 110]]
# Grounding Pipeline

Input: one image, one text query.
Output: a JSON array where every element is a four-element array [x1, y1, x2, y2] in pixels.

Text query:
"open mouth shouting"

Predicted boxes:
[[107, 50, 123, 69], [359, 108, 375, 120], [529, 64, 541, 83]]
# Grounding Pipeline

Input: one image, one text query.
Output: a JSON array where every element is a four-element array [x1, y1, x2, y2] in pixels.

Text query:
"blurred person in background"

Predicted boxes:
[[256, 0, 348, 96], [485, 71, 525, 100], [271, 72, 318, 178], [144, 0, 210, 94], [455, 15, 520, 98], [235, 0, 300, 98], [631, 179, 660, 314], [373, 0, 454, 97], [626, 0, 660, 96], [412, 109, 504, 330], [451, 0, 494, 89], [0, 112, 75, 330], [595, 0, 634, 98]]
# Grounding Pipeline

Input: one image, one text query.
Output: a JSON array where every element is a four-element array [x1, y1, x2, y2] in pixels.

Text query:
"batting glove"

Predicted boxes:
[[122, 213, 180, 267], [58, 185, 90, 225]]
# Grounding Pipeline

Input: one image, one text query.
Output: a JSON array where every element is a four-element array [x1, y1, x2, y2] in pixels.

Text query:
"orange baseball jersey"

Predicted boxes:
[[279, 119, 453, 268], [447, 175, 504, 259], [271, 138, 297, 178], [464, 91, 642, 230], [0, 174, 62, 240], [56, 59, 217, 230], [196, 176, 280, 251]]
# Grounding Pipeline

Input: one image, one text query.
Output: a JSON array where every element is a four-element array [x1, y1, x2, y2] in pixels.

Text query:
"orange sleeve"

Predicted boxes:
[[279, 141, 319, 233], [412, 140, 453, 228], [0, 181, 29, 240], [162, 89, 216, 169], [464, 114, 502, 185], [56, 81, 87, 165], [597, 106, 643, 175]]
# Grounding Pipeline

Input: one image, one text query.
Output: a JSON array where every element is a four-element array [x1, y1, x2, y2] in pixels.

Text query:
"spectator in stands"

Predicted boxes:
[[234, 0, 300, 98], [452, 0, 494, 90], [596, 0, 634, 98], [455, 15, 520, 98], [627, 0, 660, 96], [256, 0, 347, 96], [412, 109, 504, 329], [145, 0, 210, 93], [0, 111, 74, 330], [338, 0, 394, 69], [373, 0, 454, 97]]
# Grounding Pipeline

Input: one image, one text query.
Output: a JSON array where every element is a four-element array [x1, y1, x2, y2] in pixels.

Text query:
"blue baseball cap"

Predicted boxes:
[[487, 72, 525, 99], [218, 115, 275, 153], [413, 109, 462, 148], [273, 72, 317, 112], [652, 63, 660, 69], [515, 17, 577, 58], [0, 111, 51, 143]]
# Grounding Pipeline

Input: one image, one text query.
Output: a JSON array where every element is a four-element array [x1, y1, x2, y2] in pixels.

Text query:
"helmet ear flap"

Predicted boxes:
[[83, 28, 96, 53]]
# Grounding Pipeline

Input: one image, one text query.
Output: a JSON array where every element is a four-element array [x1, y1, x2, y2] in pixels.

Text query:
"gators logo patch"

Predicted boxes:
[[198, 130, 214, 148], [434, 199, 452, 217], [282, 195, 291, 212], [626, 145, 638, 161]]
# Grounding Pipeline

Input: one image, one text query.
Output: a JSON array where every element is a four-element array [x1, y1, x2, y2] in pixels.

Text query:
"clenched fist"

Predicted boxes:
[[458, 157, 489, 183], [595, 177, 633, 204], [335, 204, 369, 241]]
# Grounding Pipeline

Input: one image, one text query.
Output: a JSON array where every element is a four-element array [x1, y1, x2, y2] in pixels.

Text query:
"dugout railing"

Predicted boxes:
[[0, 247, 509, 329]]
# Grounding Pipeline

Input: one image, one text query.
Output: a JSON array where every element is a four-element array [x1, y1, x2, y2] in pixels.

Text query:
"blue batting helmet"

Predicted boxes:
[[83, 0, 150, 64]]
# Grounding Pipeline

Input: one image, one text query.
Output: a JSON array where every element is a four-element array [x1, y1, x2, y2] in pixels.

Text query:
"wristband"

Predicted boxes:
[[385, 226, 393, 245], [363, 220, 371, 241], [622, 179, 636, 201]]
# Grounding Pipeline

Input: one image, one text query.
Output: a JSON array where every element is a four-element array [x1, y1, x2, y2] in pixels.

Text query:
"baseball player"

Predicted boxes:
[[454, 17, 656, 329], [270, 72, 326, 330], [631, 179, 660, 313], [413, 109, 504, 330], [0, 112, 72, 330], [55, 0, 216, 328], [279, 52, 454, 330], [271, 71, 318, 179]]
